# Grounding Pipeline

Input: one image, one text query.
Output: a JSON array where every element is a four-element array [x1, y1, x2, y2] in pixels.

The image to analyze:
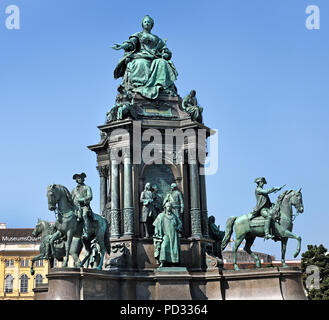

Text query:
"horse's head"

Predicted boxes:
[[290, 188, 304, 214], [47, 184, 58, 211], [32, 219, 44, 237], [47, 183, 75, 213]]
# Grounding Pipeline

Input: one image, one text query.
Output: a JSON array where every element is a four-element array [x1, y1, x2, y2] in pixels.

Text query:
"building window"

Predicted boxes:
[[5, 259, 14, 268], [35, 274, 43, 286], [5, 275, 13, 293], [20, 259, 29, 267], [35, 259, 43, 267], [20, 274, 29, 293]]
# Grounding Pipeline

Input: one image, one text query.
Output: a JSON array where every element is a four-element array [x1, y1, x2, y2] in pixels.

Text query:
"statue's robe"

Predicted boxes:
[[152, 192, 163, 216], [114, 32, 178, 99], [208, 222, 225, 258], [140, 189, 155, 223], [182, 95, 202, 122], [153, 211, 182, 264], [163, 190, 184, 217]]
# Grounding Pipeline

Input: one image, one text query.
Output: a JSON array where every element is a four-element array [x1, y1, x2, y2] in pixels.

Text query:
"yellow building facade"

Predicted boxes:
[[0, 224, 49, 300]]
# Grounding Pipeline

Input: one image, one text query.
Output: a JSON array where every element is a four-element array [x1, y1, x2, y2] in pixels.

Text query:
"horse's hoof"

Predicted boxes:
[[234, 264, 240, 271], [255, 262, 261, 268], [282, 263, 289, 268]]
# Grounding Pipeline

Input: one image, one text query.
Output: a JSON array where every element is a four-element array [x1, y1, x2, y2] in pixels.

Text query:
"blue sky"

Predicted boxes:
[[0, 0, 328, 260]]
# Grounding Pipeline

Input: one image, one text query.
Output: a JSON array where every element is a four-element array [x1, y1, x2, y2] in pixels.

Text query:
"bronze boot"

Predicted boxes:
[[264, 217, 274, 240]]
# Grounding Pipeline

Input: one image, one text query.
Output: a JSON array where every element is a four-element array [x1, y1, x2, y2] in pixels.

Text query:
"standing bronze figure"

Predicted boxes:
[[152, 185, 163, 217], [153, 202, 183, 267], [163, 183, 184, 222], [208, 216, 225, 259], [140, 182, 155, 238]]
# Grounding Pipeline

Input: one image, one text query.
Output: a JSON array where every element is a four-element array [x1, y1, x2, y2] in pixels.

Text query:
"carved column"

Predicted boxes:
[[97, 165, 109, 215], [189, 157, 202, 238], [123, 150, 134, 236], [110, 157, 121, 238], [200, 164, 209, 238]]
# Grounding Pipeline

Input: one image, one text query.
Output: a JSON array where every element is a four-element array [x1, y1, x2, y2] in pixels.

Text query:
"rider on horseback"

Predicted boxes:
[[42, 223, 56, 260], [250, 177, 285, 240], [71, 173, 95, 239]]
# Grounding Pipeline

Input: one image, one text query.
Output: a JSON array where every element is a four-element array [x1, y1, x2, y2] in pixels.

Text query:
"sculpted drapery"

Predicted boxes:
[[153, 203, 182, 266], [113, 15, 178, 99]]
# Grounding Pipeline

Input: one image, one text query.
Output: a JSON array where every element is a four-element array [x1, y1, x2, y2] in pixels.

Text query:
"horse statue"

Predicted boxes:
[[221, 189, 304, 270], [46, 184, 111, 270], [30, 219, 82, 275]]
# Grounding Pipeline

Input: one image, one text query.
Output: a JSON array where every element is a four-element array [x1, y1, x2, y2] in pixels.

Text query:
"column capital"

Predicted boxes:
[[97, 164, 109, 177]]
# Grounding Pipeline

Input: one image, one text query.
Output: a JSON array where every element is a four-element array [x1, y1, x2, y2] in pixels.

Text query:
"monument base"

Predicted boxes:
[[154, 267, 191, 300], [36, 266, 306, 300], [221, 267, 307, 300]]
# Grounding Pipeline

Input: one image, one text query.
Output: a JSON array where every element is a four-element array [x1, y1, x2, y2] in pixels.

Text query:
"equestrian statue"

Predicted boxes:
[[43, 179, 111, 270], [221, 177, 304, 271]]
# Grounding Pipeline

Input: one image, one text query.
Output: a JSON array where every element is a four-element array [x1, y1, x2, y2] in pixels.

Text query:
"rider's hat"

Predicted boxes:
[[254, 177, 267, 184], [73, 172, 86, 180]]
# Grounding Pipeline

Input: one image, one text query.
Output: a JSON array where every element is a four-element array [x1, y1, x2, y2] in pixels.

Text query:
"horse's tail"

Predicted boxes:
[[221, 216, 237, 251], [104, 220, 111, 255], [30, 263, 35, 276]]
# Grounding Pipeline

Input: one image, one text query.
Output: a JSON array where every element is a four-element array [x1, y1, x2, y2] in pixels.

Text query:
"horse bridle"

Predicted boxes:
[[291, 190, 303, 221], [48, 185, 63, 222]]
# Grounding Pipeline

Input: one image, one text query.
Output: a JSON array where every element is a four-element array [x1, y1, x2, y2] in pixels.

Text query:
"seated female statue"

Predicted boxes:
[[112, 15, 178, 100]]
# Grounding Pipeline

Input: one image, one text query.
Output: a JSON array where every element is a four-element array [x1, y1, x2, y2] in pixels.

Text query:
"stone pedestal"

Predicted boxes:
[[278, 267, 308, 300], [104, 237, 211, 272], [154, 267, 191, 300], [32, 284, 49, 300], [38, 266, 306, 300], [47, 268, 81, 300], [46, 268, 121, 300], [222, 267, 307, 300]]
